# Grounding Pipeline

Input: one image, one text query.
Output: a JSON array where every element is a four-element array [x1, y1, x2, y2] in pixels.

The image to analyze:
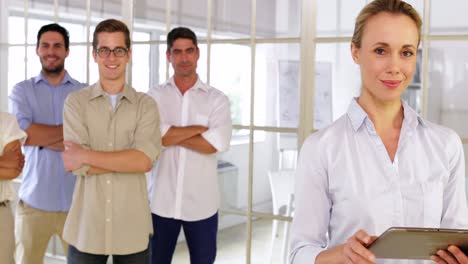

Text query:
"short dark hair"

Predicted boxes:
[[37, 23, 70, 50], [167, 27, 198, 52], [92, 19, 131, 50]]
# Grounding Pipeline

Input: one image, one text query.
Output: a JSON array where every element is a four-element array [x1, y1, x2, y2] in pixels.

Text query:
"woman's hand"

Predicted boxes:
[[431, 245, 468, 264], [316, 229, 378, 264], [341, 229, 378, 264]]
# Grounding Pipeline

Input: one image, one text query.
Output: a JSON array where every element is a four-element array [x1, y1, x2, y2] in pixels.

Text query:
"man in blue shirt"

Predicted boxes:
[[9, 23, 85, 263]]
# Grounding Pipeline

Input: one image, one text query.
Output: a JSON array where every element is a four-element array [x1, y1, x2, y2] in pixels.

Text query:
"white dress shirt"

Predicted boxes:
[[147, 77, 232, 221], [0, 112, 27, 202], [290, 99, 468, 264]]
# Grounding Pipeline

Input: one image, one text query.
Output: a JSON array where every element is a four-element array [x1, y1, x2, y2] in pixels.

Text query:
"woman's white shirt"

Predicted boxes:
[[290, 99, 468, 264]]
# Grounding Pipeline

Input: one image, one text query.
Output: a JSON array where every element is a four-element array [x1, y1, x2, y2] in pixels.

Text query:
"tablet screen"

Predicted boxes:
[[367, 227, 468, 260]]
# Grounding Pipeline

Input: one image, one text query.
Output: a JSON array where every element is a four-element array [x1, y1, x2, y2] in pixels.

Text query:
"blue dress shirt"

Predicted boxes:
[[9, 71, 85, 211]]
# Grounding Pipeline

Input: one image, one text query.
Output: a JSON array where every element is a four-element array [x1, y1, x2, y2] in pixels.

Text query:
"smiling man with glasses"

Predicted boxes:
[[61, 18, 161, 264], [96, 47, 129, 58]]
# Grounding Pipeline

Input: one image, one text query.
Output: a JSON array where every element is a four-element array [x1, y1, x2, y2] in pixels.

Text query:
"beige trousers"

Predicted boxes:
[[0, 203, 15, 264], [15, 200, 68, 264]]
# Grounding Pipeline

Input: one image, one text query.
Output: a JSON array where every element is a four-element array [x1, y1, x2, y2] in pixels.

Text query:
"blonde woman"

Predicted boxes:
[[0, 112, 26, 263], [290, 0, 468, 263]]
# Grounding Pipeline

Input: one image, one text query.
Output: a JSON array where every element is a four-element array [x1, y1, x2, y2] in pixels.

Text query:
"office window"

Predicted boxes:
[[8, 16, 26, 44], [254, 43, 300, 128], [316, 0, 366, 37], [315, 42, 360, 123], [426, 40, 468, 138], [256, 0, 301, 38], [430, 0, 468, 35], [211, 44, 251, 127], [7, 46, 25, 94], [212, 0, 251, 39]]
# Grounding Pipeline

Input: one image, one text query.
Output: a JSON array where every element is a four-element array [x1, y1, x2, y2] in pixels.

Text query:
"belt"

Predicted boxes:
[[0, 200, 9, 207]]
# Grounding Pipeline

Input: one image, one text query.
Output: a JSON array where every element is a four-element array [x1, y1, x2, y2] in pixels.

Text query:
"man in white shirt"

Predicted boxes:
[[147, 27, 232, 264]]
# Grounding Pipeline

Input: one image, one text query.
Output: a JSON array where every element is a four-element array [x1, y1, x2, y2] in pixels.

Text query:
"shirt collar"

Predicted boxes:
[[347, 98, 426, 132], [34, 71, 77, 86], [347, 98, 368, 131], [89, 82, 136, 103], [402, 100, 427, 129], [166, 75, 210, 93]]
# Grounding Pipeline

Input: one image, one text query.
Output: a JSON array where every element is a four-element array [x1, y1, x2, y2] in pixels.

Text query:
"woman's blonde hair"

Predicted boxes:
[[352, 0, 422, 48]]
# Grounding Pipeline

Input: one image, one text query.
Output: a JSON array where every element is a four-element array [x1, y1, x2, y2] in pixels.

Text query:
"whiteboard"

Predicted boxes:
[[277, 60, 332, 130], [278, 60, 300, 128], [313, 62, 332, 129]]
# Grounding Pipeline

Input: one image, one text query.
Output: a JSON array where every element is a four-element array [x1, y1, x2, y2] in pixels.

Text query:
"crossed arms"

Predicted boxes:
[[24, 123, 64, 151], [9, 84, 65, 152], [162, 125, 216, 154], [62, 124, 215, 175], [62, 143, 152, 175], [61, 91, 161, 176], [0, 140, 25, 180]]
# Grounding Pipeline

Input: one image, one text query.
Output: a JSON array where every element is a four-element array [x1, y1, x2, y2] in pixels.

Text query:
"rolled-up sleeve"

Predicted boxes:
[[2, 113, 27, 145], [132, 95, 161, 163], [63, 91, 91, 177], [160, 123, 171, 138], [289, 136, 330, 264], [201, 94, 232, 153], [147, 87, 170, 142], [9, 83, 33, 130]]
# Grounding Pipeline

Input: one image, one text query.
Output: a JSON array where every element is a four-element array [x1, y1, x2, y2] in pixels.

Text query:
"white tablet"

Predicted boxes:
[[367, 227, 468, 260]]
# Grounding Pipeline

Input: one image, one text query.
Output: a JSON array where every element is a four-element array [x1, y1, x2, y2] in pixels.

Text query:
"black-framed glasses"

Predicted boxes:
[[96, 47, 128, 58]]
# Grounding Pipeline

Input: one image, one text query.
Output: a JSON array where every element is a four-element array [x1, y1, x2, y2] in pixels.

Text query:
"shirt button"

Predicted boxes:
[[108, 143, 113, 147], [107, 180, 111, 184], [107, 199, 111, 203], [106, 218, 111, 222]]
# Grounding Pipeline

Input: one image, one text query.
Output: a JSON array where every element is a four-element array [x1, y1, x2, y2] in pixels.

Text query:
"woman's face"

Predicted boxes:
[[351, 12, 419, 104]]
